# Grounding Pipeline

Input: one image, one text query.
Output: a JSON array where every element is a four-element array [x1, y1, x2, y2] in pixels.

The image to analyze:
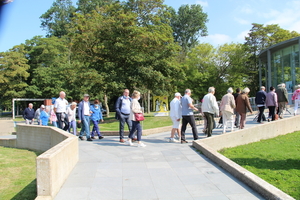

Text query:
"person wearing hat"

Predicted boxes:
[[78, 94, 93, 141], [169, 92, 182, 142], [54, 91, 69, 131]]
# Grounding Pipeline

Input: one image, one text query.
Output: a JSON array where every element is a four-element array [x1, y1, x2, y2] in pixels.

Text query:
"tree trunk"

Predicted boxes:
[[147, 90, 150, 114], [104, 94, 109, 117]]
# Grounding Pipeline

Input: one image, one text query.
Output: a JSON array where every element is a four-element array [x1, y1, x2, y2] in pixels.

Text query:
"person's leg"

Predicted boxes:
[[189, 115, 198, 140], [52, 121, 58, 127], [222, 112, 228, 133], [295, 100, 299, 115], [136, 122, 142, 142], [269, 106, 275, 121], [204, 112, 212, 137], [180, 116, 188, 141], [119, 114, 126, 139], [63, 114, 69, 131], [257, 106, 264, 122], [128, 121, 136, 139], [278, 102, 284, 118], [239, 113, 245, 129], [71, 120, 77, 135], [79, 119, 85, 138], [91, 120, 97, 137], [83, 116, 91, 139], [56, 113, 62, 129]]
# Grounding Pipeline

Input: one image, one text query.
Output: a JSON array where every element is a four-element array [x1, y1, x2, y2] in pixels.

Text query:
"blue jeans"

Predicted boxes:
[[119, 113, 132, 139], [69, 120, 77, 135], [91, 120, 102, 137], [79, 116, 90, 139], [52, 121, 58, 127], [128, 120, 142, 141]]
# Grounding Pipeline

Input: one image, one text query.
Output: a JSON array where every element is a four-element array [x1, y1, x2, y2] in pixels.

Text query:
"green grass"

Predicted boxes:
[[219, 131, 300, 199], [0, 147, 41, 200], [99, 112, 172, 131]]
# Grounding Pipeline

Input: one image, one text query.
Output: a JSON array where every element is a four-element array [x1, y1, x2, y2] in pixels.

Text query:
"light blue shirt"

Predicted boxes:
[[181, 94, 193, 116]]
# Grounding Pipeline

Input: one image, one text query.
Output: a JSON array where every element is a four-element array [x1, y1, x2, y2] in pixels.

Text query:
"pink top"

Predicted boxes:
[[50, 110, 57, 122], [292, 89, 300, 100]]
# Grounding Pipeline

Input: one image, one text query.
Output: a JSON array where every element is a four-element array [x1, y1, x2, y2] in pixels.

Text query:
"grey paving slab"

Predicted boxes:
[[54, 109, 299, 200]]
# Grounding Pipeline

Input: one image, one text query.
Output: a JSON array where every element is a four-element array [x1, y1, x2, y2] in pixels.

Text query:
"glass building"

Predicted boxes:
[[259, 37, 300, 103]]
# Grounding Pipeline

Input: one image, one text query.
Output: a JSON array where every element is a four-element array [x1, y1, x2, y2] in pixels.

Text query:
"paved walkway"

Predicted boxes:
[[55, 108, 298, 200]]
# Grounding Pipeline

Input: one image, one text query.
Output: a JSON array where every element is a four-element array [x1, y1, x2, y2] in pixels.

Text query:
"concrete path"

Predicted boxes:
[[54, 108, 298, 200]]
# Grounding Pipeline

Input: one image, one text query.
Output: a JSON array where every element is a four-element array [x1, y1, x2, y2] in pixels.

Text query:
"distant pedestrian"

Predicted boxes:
[[115, 89, 133, 143], [181, 89, 199, 143], [125, 90, 146, 147], [169, 92, 182, 142], [54, 91, 69, 131], [292, 85, 300, 116], [34, 106, 41, 125], [236, 87, 253, 129], [39, 105, 49, 126], [233, 88, 241, 128], [202, 87, 219, 137], [78, 94, 92, 141], [255, 86, 267, 123], [275, 83, 288, 119], [220, 87, 236, 133], [266, 86, 278, 121], [67, 102, 77, 135], [50, 105, 58, 127], [23, 103, 35, 125], [90, 99, 104, 140]]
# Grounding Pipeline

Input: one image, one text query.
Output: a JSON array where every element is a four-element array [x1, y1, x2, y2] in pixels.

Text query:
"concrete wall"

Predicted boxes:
[[0, 137, 16, 147], [199, 115, 300, 151], [193, 116, 300, 200], [15, 125, 78, 200]]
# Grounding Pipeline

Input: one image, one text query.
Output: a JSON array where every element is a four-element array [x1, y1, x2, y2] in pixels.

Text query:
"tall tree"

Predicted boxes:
[[170, 4, 208, 56], [40, 0, 76, 37], [76, 0, 115, 14], [0, 45, 30, 108]]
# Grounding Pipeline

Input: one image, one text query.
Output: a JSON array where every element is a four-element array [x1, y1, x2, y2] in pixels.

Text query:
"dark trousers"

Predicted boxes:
[[257, 106, 266, 122], [91, 120, 102, 137], [181, 115, 198, 141], [268, 106, 276, 121], [128, 121, 142, 141], [56, 112, 69, 131], [119, 113, 132, 139], [203, 112, 214, 137]]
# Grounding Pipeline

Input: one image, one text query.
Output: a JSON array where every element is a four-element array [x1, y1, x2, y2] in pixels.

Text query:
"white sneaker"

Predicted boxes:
[[137, 143, 146, 147], [125, 140, 134, 146], [169, 138, 178, 142]]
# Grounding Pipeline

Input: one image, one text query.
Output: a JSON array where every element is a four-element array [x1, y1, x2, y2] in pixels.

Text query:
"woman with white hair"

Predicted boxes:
[[220, 87, 236, 133], [236, 87, 253, 129], [67, 102, 77, 135]]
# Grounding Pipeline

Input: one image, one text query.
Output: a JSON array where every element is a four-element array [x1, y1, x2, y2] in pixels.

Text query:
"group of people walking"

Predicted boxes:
[[23, 91, 104, 141]]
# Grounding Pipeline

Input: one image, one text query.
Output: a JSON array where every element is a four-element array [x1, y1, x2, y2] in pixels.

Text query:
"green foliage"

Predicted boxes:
[[69, 1, 182, 96], [170, 4, 208, 56], [40, 0, 76, 37], [0, 45, 30, 108], [76, 0, 115, 14], [220, 131, 300, 199]]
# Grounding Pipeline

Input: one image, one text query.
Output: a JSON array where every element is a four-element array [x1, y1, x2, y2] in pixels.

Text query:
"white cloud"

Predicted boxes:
[[195, 0, 208, 7], [201, 34, 231, 46], [234, 17, 250, 25], [236, 30, 250, 43]]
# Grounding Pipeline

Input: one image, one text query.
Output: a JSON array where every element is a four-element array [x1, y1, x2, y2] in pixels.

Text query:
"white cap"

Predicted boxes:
[[175, 92, 182, 97], [41, 105, 45, 108]]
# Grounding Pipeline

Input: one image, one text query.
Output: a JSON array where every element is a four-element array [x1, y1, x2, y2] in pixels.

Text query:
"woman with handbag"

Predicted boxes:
[[125, 90, 146, 147]]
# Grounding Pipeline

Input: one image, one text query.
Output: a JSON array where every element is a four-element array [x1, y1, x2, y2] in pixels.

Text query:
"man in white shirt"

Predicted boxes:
[[54, 91, 69, 131], [78, 94, 92, 141], [169, 92, 182, 142], [201, 87, 219, 137]]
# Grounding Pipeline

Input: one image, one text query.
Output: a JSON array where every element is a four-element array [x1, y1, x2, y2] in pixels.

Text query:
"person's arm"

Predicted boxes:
[[78, 102, 82, 122], [274, 93, 278, 108], [246, 97, 253, 113], [23, 108, 27, 120], [131, 100, 142, 113], [115, 97, 121, 114]]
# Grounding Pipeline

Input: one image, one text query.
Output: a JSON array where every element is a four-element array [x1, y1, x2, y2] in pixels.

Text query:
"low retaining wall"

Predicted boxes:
[[16, 125, 79, 200], [193, 116, 300, 200]]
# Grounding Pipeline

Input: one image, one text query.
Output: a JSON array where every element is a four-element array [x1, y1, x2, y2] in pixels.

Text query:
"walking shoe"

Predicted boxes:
[[125, 140, 134, 146], [87, 138, 93, 141], [137, 143, 146, 147], [99, 136, 104, 139], [169, 138, 178, 142], [120, 139, 125, 143], [79, 136, 84, 140], [132, 138, 138, 142], [91, 136, 96, 139], [181, 140, 188, 144]]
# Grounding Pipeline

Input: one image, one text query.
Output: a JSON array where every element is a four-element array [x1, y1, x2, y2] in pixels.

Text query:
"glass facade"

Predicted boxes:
[[270, 44, 299, 94], [259, 37, 300, 104]]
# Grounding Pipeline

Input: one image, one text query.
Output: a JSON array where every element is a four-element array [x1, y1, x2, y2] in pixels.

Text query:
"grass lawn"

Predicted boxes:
[[99, 113, 172, 131], [0, 146, 41, 200], [219, 131, 300, 199]]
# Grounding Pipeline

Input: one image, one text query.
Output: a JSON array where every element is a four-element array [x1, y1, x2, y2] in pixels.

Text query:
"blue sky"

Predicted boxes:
[[1, 0, 300, 52]]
